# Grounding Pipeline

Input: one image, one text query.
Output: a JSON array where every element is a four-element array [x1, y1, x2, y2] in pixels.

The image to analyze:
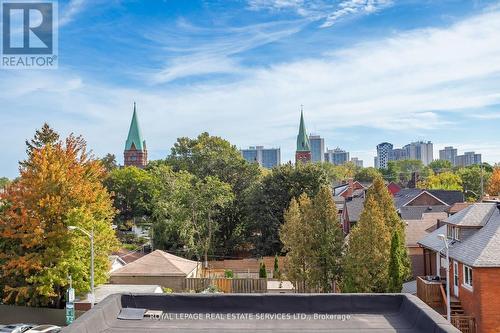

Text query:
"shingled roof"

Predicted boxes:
[[418, 203, 500, 267], [111, 250, 199, 277]]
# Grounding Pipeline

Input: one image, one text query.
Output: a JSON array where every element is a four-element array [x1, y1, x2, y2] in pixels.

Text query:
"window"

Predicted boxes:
[[454, 227, 460, 241], [463, 265, 473, 288], [447, 225, 453, 238]]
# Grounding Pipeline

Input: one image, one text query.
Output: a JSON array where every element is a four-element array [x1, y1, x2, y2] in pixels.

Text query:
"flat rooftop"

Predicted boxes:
[[63, 293, 459, 333]]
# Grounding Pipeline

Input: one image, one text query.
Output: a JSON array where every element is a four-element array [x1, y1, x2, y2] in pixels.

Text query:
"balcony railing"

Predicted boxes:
[[416, 276, 444, 310]]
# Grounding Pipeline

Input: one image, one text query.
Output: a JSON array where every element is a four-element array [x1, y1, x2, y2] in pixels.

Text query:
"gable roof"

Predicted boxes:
[[399, 205, 448, 220], [393, 189, 464, 209], [111, 250, 199, 277], [125, 103, 146, 151], [418, 203, 500, 267], [345, 196, 365, 223], [444, 203, 497, 227]]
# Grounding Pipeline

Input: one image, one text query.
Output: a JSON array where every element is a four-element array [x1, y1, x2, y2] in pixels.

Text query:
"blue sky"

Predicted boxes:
[[2, 0, 500, 177]]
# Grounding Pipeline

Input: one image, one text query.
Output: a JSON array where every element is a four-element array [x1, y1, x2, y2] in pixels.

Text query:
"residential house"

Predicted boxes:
[[418, 203, 500, 333], [109, 250, 201, 291], [394, 189, 464, 278]]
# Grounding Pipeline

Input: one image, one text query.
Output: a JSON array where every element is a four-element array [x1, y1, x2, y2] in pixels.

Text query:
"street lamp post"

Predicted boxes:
[[68, 226, 94, 308], [438, 234, 451, 322]]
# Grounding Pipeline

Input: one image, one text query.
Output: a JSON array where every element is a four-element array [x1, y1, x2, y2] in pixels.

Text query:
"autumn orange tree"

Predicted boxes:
[[0, 127, 118, 307], [488, 167, 500, 196]]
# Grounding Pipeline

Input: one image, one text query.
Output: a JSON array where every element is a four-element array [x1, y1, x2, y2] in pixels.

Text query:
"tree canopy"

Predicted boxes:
[[0, 130, 118, 307]]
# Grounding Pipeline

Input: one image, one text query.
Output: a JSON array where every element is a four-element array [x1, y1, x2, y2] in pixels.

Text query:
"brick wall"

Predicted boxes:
[[451, 263, 500, 333], [476, 267, 500, 333]]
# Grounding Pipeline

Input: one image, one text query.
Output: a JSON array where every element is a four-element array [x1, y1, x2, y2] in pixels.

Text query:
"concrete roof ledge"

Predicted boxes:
[[62, 293, 460, 333]]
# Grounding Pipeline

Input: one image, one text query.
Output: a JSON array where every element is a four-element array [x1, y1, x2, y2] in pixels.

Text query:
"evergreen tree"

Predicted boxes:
[[280, 194, 314, 288], [309, 186, 344, 292], [273, 254, 281, 279], [388, 231, 404, 292], [23, 123, 60, 165], [368, 175, 412, 280], [259, 262, 267, 278], [342, 196, 391, 292]]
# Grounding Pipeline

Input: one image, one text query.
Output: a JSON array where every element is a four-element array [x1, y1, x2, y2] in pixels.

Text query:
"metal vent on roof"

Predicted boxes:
[[118, 308, 146, 320]]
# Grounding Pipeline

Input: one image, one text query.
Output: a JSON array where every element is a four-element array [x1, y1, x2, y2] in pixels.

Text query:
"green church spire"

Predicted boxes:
[[296, 107, 310, 152], [125, 102, 146, 151]]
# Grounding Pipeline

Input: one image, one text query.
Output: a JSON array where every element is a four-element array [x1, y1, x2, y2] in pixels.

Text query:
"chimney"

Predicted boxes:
[[346, 178, 354, 198]]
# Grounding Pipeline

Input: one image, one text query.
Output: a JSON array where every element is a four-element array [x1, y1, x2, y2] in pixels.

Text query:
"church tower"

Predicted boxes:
[[295, 108, 311, 164], [124, 103, 148, 168]]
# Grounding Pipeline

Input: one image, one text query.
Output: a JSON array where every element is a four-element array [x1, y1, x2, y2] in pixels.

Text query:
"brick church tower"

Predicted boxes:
[[295, 108, 311, 164], [124, 103, 148, 168]]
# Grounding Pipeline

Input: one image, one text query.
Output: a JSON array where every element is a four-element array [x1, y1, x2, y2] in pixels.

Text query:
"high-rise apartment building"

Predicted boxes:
[[241, 146, 281, 169], [325, 147, 350, 166], [403, 141, 433, 166], [351, 157, 363, 168], [309, 135, 325, 163], [455, 152, 482, 167], [376, 142, 393, 169], [439, 146, 458, 166]]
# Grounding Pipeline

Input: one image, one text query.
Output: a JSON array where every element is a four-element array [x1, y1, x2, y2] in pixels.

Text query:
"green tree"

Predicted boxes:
[[248, 163, 329, 255], [0, 177, 10, 190], [165, 132, 261, 255], [342, 195, 391, 292], [100, 153, 118, 172], [0, 134, 118, 307], [388, 231, 404, 292], [318, 162, 357, 184], [458, 165, 492, 201], [355, 167, 382, 182], [308, 186, 344, 292], [149, 166, 192, 252], [104, 167, 154, 226], [428, 160, 452, 172], [368, 175, 412, 280], [280, 195, 314, 288], [259, 262, 267, 278], [273, 254, 281, 279], [280, 188, 343, 292], [385, 160, 430, 187], [149, 166, 233, 265], [418, 171, 462, 190], [23, 123, 60, 162]]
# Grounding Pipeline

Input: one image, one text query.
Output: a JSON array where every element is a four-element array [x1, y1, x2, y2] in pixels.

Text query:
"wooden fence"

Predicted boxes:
[[451, 315, 476, 333], [186, 278, 267, 293]]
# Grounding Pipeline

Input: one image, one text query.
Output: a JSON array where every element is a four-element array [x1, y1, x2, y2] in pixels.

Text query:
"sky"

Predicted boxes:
[[1, 0, 500, 178]]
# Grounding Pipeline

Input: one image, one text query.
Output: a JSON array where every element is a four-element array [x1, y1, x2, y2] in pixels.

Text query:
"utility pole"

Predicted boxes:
[[480, 163, 484, 201]]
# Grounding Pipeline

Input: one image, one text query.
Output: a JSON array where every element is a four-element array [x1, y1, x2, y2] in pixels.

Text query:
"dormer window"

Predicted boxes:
[[447, 225, 460, 241]]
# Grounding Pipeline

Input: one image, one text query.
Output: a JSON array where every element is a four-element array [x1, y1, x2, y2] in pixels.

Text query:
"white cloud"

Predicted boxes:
[[59, 0, 86, 27], [3, 7, 500, 176], [247, 0, 393, 27], [147, 20, 305, 83]]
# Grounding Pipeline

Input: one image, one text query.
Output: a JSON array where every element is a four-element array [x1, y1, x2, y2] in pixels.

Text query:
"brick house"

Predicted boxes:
[[393, 189, 464, 278], [418, 203, 500, 333]]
